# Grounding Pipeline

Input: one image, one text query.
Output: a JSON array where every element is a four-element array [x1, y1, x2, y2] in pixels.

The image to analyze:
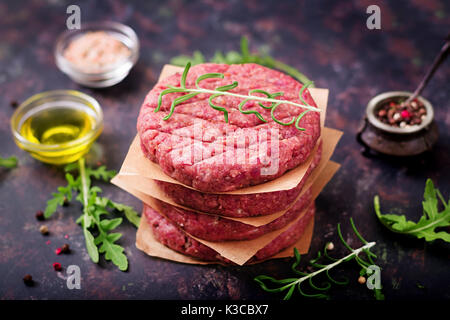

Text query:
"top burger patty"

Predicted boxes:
[[137, 63, 320, 192]]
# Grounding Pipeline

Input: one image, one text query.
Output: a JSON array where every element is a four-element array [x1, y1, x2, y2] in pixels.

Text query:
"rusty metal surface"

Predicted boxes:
[[0, 0, 449, 300]]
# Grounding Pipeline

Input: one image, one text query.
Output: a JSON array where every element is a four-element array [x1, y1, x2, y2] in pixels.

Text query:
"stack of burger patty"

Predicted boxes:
[[137, 63, 322, 264]]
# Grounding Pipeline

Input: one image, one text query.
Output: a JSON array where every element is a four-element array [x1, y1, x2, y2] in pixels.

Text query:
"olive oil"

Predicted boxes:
[[17, 101, 101, 164]]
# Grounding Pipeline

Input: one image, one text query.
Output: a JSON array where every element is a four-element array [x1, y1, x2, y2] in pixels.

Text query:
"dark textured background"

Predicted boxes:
[[0, 0, 449, 300]]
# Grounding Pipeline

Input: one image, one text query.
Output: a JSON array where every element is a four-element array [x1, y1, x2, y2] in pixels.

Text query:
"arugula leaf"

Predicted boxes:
[[100, 217, 123, 231], [84, 227, 99, 263], [44, 159, 140, 271], [95, 232, 128, 271], [374, 179, 450, 242], [423, 179, 438, 219], [0, 156, 18, 168], [107, 201, 141, 228], [86, 166, 116, 182], [44, 185, 72, 218], [170, 36, 314, 87], [94, 197, 140, 228]]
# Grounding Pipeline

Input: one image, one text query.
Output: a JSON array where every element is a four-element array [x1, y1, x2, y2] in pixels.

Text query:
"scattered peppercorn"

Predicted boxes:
[[35, 210, 45, 221], [61, 243, 70, 254], [52, 262, 62, 271], [326, 242, 334, 251], [358, 276, 366, 284], [39, 225, 49, 235], [62, 196, 69, 207], [55, 247, 62, 255], [64, 234, 69, 239], [23, 274, 34, 286], [10, 100, 19, 108]]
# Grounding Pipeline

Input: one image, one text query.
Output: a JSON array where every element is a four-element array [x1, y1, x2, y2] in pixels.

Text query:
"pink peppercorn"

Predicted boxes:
[[401, 110, 410, 119], [53, 262, 62, 271], [55, 248, 62, 255]]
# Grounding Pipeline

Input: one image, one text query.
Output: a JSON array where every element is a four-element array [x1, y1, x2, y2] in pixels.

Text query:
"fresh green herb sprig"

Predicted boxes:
[[254, 218, 384, 300], [44, 158, 140, 271], [171, 37, 315, 87], [375, 179, 450, 243], [0, 156, 18, 168], [155, 62, 319, 131]]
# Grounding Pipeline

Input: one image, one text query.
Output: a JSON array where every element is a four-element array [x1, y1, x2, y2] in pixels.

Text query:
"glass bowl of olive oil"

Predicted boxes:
[[11, 90, 103, 165]]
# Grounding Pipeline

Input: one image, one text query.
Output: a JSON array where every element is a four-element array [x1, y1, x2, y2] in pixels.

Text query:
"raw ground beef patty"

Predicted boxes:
[[137, 63, 321, 192], [144, 187, 311, 242], [144, 202, 315, 263], [156, 142, 322, 217]]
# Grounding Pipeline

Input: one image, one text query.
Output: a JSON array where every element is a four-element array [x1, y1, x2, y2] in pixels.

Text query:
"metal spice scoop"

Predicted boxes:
[[357, 35, 449, 156]]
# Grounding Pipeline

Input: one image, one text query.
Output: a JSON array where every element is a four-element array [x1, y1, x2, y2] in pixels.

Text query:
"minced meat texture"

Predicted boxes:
[[156, 142, 322, 217], [144, 202, 315, 264], [144, 187, 311, 242], [137, 63, 321, 192]]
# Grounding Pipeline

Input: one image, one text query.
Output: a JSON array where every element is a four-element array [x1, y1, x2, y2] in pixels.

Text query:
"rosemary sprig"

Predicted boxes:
[[254, 218, 384, 300], [155, 62, 320, 131]]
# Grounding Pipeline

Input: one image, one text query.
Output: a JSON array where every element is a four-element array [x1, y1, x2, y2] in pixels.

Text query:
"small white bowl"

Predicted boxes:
[[55, 21, 139, 88]]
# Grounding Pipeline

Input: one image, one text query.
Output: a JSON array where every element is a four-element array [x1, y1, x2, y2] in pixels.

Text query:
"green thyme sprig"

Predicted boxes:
[[171, 36, 315, 87], [154, 62, 319, 131], [254, 218, 384, 300], [44, 158, 140, 271], [0, 155, 18, 168]]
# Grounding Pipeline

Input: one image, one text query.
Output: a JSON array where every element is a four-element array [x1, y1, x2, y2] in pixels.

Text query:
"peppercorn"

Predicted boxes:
[[387, 108, 395, 118], [393, 113, 401, 121], [358, 276, 366, 284], [35, 210, 45, 221], [376, 98, 427, 128], [400, 110, 410, 119], [62, 196, 69, 207], [39, 225, 49, 235], [52, 262, 62, 271], [55, 248, 62, 255], [10, 100, 19, 108], [23, 274, 34, 286], [61, 243, 70, 254], [377, 109, 387, 117]]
